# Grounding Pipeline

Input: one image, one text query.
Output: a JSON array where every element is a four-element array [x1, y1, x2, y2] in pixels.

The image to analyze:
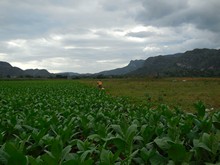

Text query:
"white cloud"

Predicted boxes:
[[96, 59, 122, 63], [0, 53, 8, 61], [0, 0, 219, 73], [7, 39, 27, 48]]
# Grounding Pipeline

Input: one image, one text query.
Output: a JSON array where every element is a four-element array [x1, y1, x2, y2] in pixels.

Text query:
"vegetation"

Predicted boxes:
[[79, 77, 220, 112], [0, 80, 220, 164]]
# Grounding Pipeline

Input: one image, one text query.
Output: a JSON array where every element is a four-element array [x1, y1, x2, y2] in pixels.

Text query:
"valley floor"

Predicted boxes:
[[78, 77, 220, 112]]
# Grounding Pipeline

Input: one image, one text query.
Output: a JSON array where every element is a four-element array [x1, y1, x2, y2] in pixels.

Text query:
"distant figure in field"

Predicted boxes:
[[97, 80, 104, 90]]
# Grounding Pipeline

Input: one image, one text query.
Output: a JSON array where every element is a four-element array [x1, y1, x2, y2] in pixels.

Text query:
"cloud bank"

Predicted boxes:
[[0, 0, 219, 73]]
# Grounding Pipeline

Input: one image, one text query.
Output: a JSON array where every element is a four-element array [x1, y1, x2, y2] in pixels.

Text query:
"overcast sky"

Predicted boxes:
[[0, 0, 220, 73]]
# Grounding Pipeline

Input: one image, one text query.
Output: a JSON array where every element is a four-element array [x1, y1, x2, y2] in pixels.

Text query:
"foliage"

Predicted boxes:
[[0, 80, 220, 164]]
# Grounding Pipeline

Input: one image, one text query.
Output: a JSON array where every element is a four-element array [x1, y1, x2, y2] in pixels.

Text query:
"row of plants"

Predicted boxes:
[[0, 80, 220, 164]]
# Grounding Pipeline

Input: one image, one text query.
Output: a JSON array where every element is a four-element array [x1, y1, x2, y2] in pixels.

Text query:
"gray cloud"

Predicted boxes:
[[126, 31, 156, 38], [0, 0, 219, 73], [137, 0, 220, 32]]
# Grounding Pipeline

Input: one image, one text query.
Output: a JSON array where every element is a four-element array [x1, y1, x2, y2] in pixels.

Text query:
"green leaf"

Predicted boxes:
[[100, 149, 112, 165], [41, 152, 57, 165], [63, 159, 80, 165], [60, 145, 72, 163], [111, 125, 123, 137], [126, 124, 137, 142], [130, 149, 139, 159], [110, 137, 127, 151], [87, 134, 101, 141], [4, 142, 27, 165], [134, 135, 143, 141], [81, 159, 94, 165], [77, 140, 85, 151], [0, 149, 8, 165], [202, 133, 219, 155], [212, 114, 220, 129], [80, 150, 91, 161], [193, 139, 212, 152], [27, 156, 43, 165], [51, 137, 63, 160], [201, 133, 211, 144], [154, 137, 172, 151], [194, 101, 206, 118], [167, 143, 187, 162], [0, 132, 5, 143], [149, 152, 168, 165], [140, 148, 150, 161]]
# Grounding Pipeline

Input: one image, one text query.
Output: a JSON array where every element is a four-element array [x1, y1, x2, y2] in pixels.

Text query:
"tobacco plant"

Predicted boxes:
[[0, 80, 219, 164]]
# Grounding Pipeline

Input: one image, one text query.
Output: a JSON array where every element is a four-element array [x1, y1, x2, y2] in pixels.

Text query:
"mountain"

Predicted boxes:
[[55, 72, 81, 78], [56, 72, 80, 77], [0, 61, 24, 77], [129, 48, 220, 77], [0, 61, 53, 78], [1, 48, 220, 78], [24, 69, 52, 77], [97, 60, 145, 76]]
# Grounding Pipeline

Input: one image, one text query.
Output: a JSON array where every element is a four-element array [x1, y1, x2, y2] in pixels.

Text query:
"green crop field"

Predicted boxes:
[[79, 78, 220, 112], [0, 80, 220, 164]]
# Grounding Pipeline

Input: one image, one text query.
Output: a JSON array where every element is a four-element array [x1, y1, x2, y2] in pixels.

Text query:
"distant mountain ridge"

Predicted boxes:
[[129, 48, 220, 77], [0, 61, 52, 78], [1, 48, 220, 78], [97, 60, 145, 76], [0, 61, 24, 77], [24, 69, 52, 77]]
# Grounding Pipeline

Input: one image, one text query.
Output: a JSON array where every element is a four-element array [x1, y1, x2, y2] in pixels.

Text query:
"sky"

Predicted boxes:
[[0, 0, 220, 73]]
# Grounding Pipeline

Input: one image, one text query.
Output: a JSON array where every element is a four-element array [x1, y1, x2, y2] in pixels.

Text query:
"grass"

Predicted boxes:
[[78, 77, 220, 112]]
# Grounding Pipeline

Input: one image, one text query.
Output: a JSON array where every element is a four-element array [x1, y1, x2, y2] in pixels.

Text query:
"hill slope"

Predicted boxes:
[[24, 69, 52, 77], [97, 60, 145, 76], [0, 61, 52, 78], [1, 48, 220, 78], [0, 61, 24, 77], [129, 48, 220, 77]]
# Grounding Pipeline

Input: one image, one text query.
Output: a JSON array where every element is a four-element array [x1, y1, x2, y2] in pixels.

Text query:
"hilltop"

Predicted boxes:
[[128, 48, 220, 77], [1, 48, 220, 78], [0, 61, 52, 78]]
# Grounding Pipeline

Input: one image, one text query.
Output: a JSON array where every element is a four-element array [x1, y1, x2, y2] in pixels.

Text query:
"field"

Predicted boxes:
[[0, 80, 220, 164], [79, 78, 220, 112]]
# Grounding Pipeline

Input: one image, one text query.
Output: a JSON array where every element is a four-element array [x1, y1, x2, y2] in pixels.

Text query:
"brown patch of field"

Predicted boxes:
[[78, 78, 220, 112]]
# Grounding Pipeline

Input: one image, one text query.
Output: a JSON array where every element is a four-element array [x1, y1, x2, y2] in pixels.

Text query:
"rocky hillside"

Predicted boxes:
[[129, 48, 220, 77]]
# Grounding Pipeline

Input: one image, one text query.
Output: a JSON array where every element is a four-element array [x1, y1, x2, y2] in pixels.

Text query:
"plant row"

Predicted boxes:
[[0, 80, 220, 165]]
